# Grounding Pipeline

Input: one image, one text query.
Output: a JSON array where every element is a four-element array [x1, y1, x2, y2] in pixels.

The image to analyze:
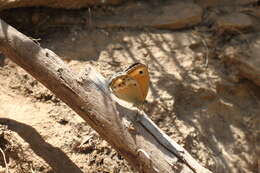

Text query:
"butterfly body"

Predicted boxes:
[[109, 63, 150, 107]]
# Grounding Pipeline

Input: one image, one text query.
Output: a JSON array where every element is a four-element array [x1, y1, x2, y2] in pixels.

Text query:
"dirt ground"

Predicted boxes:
[[0, 1, 260, 173]]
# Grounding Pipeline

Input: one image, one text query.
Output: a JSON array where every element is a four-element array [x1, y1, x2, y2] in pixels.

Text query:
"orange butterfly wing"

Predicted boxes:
[[109, 74, 144, 105], [125, 63, 150, 102], [109, 63, 150, 106]]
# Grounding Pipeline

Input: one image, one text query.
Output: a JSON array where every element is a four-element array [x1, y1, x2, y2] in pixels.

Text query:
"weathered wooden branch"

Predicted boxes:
[[0, 19, 213, 173]]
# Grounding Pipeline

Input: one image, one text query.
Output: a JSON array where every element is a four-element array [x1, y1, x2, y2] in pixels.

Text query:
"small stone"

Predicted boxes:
[[215, 13, 253, 32], [0, 0, 123, 10], [94, 2, 202, 30], [151, 3, 203, 30], [222, 34, 260, 86], [195, 0, 254, 8]]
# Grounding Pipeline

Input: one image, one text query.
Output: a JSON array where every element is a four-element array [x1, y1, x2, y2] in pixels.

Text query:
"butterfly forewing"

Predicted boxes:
[[109, 74, 144, 105], [109, 63, 150, 106], [125, 63, 150, 101]]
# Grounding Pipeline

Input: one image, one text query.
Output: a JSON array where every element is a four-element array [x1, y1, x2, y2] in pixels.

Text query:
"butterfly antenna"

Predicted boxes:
[[143, 53, 149, 69]]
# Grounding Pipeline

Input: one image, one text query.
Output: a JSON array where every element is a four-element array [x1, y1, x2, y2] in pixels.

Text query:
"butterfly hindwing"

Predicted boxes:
[[109, 74, 144, 105], [125, 63, 150, 102], [109, 63, 150, 106]]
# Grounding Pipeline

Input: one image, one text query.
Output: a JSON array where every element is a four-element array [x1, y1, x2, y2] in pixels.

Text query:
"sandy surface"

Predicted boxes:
[[0, 2, 259, 173]]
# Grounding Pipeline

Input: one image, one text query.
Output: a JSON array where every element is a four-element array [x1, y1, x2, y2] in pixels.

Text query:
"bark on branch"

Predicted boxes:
[[0, 19, 213, 173]]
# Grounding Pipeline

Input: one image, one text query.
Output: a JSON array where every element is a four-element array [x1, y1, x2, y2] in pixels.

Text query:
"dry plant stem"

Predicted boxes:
[[0, 19, 212, 173], [0, 147, 9, 173]]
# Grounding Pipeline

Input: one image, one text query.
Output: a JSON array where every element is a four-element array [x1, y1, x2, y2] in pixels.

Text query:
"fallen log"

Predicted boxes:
[[0, 18, 212, 173]]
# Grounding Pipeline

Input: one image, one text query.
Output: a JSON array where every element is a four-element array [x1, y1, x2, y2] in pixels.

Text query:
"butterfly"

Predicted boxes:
[[109, 63, 150, 107]]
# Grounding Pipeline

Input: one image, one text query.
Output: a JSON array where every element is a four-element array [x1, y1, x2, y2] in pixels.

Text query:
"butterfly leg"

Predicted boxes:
[[126, 110, 139, 132], [134, 110, 141, 122], [128, 107, 144, 132], [134, 105, 144, 122]]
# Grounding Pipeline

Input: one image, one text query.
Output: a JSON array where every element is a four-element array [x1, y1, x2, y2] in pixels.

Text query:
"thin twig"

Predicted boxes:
[[191, 30, 209, 68], [0, 147, 9, 173], [30, 167, 36, 173], [201, 38, 209, 68]]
